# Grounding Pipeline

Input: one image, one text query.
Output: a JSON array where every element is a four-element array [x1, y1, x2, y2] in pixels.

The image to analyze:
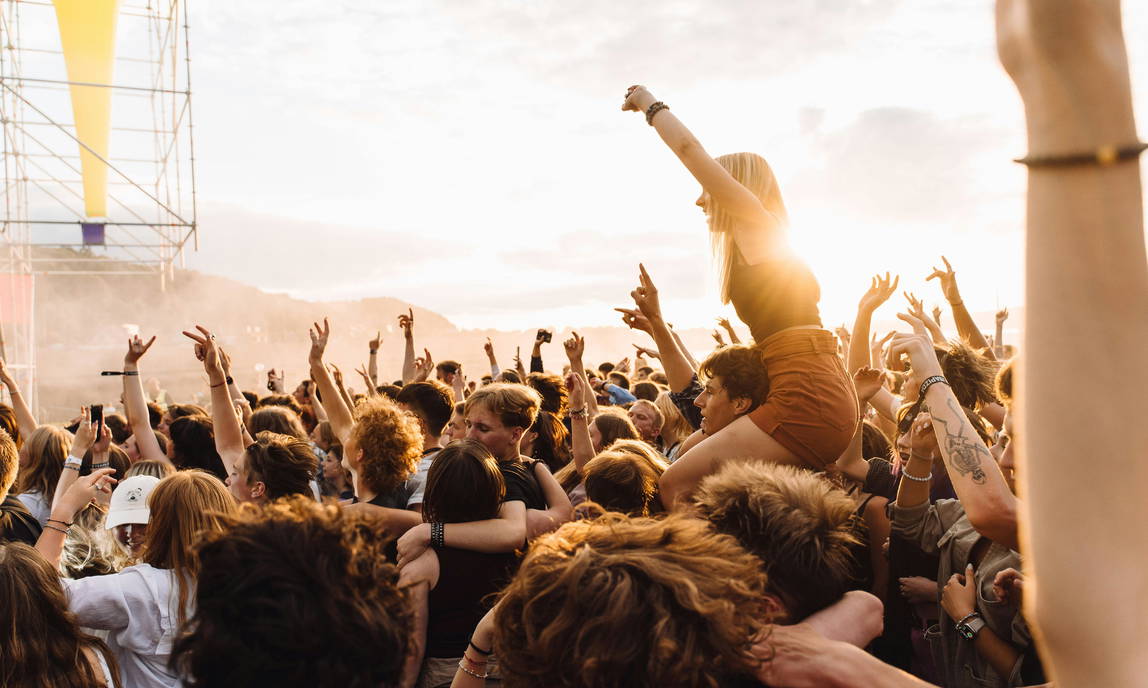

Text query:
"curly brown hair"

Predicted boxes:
[[171, 496, 411, 687], [494, 514, 771, 688], [698, 345, 770, 410], [245, 431, 319, 500], [693, 461, 861, 621], [349, 396, 422, 496]]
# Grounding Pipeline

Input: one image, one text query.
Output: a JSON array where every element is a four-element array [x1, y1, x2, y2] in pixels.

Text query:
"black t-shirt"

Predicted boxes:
[[0, 494, 42, 545], [427, 547, 518, 658], [728, 255, 821, 342], [499, 459, 546, 511]]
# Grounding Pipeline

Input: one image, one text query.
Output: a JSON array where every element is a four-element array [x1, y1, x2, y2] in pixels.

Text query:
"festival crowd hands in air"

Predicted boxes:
[[0, 0, 1144, 686]]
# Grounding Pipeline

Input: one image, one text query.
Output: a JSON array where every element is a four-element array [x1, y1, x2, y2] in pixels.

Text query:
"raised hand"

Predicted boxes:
[[483, 337, 495, 358], [615, 307, 653, 335], [124, 334, 157, 365], [91, 422, 113, 455], [870, 331, 896, 368], [218, 346, 233, 377], [0, 358, 13, 388], [896, 311, 930, 338], [72, 406, 97, 457], [267, 369, 286, 393], [858, 273, 900, 313], [354, 364, 373, 388], [712, 330, 726, 347], [996, 308, 1009, 326], [852, 367, 885, 404], [631, 263, 664, 322], [54, 468, 117, 519], [564, 331, 586, 362], [182, 325, 224, 378], [309, 318, 331, 365], [888, 333, 944, 390], [615, 357, 631, 373], [398, 308, 414, 340], [368, 331, 382, 352], [328, 363, 345, 387], [931, 304, 944, 327], [565, 371, 589, 407], [927, 256, 962, 304], [413, 355, 432, 382], [633, 344, 661, 361], [621, 84, 657, 113], [834, 325, 851, 348]]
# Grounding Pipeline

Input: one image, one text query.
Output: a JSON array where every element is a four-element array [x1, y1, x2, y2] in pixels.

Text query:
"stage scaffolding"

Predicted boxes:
[[0, 0, 198, 411]]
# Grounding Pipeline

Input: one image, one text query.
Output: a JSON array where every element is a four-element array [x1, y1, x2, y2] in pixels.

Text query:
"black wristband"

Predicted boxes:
[[430, 521, 445, 549], [468, 639, 492, 655], [919, 375, 950, 399]]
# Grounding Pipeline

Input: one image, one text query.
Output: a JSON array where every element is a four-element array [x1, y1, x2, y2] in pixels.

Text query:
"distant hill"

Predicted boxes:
[[22, 248, 730, 420]]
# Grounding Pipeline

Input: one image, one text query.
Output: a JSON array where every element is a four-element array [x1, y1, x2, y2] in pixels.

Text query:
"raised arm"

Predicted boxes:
[[367, 331, 381, 389], [622, 85, 782, 263], [399, 309, 416, 384], [993, 309, 1008, 358], [121, 335, 167, 463], [891, 334, 1018, 548], [717, 317, 742, 345], [530, 331, 546, 373], [927, 257, 993, 356], [329, 363, 355, 412], [905, 292, 947, 346], [308, 319, 355, 446], [0, 358, 37, 437], [563, 333, 598, 419], [617, 264, 696, 393], [483, 337, 500, 378], [37, 465, 116, 568], [564, 372, 596, 473], [850, 273, 899, 375], [998, 0, 1148, 684], [183, 326, 245, 475]]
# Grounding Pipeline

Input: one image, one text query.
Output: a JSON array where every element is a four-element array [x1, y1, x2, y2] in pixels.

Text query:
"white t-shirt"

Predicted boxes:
[[406, 450, 440, 507], [16, 490, 50, 527], [63, 564, 186, 688]]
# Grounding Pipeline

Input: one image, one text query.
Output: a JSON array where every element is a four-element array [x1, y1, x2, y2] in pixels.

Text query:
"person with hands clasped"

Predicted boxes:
[[622, 86, 857, 506]]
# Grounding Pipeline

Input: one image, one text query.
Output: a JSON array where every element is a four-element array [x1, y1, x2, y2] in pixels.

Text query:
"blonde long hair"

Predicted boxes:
[[710, 152, 788, 303]]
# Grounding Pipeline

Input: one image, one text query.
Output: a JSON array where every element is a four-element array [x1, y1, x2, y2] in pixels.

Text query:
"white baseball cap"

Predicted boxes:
[[106, 475, 161, 530]]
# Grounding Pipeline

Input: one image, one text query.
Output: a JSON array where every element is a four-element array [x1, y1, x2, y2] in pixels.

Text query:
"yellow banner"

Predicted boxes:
[[52, 0, 122, 218]]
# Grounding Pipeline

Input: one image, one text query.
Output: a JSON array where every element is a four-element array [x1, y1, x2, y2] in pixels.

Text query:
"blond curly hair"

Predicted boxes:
[[349, 396, 422, 496]]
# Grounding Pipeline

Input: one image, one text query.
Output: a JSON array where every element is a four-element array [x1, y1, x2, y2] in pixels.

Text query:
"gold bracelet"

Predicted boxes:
[[1015, 142, 1148, 167]]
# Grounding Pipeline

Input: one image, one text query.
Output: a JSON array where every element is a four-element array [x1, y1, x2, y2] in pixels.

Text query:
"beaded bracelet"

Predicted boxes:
[[457, 660, 488, 680], [901, 469, 933, 483], [645, 101, 669, 125], [568, 407, 588, 419], [430, 521, 445, 549]]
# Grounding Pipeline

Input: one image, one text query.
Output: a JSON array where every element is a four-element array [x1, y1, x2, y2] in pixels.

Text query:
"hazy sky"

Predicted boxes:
[[28, 1, 1148, 332]]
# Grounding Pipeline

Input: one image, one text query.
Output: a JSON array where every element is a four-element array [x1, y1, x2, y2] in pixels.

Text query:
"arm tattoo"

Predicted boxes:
[[932, 398, 991, 484]]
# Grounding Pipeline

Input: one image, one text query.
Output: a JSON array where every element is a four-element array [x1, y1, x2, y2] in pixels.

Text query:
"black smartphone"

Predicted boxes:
[[91, 404, 104, 437], [537, 329, 552, 344]]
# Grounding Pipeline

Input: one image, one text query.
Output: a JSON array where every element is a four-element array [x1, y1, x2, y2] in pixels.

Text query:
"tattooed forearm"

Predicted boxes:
[[932, 398, 991, 484]]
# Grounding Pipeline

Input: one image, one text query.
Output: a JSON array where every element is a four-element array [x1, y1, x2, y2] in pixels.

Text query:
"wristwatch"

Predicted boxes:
[[956, 612, 986, 640]]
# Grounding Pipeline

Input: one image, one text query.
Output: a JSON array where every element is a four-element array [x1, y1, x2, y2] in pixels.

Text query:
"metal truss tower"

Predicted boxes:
[[0, 0, 198, 411]]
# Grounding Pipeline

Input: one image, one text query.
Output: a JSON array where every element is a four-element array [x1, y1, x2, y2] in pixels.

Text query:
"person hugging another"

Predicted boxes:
[[397, 383, 572, 567]]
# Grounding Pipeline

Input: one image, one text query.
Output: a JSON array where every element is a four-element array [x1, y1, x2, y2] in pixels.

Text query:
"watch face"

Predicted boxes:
[[957, 623, 975, 640]]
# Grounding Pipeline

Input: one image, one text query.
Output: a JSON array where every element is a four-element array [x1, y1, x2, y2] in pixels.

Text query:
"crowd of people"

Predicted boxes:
[[1, 1, 1145, 686]]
